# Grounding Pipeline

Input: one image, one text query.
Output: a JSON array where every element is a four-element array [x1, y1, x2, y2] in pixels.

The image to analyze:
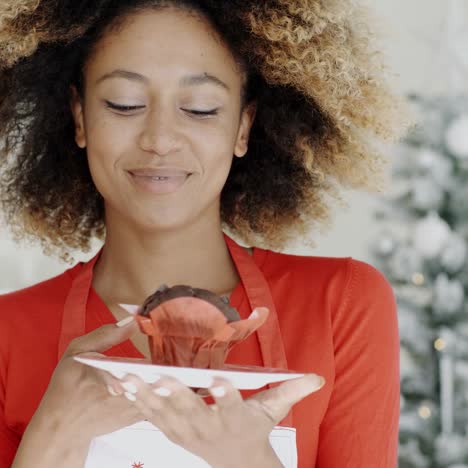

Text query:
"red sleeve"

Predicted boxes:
[[0, 411, 19, 468], [317, 260, 400, 467], [0, 312, 20, 468]]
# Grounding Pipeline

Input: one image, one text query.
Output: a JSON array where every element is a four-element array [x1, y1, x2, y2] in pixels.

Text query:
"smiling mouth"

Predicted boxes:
[[128, 171, 192, 194], [140, 175, 181, 181]]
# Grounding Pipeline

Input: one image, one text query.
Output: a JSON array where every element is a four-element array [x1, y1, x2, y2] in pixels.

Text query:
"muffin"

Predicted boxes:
[[135, 284, 268, 368]]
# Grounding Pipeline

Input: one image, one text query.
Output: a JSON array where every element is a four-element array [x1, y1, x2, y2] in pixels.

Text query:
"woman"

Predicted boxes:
[[0, 1, 406, 467]]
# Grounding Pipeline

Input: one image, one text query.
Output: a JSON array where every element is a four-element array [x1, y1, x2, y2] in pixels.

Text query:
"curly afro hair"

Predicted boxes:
[[0, 0, 410, 258]]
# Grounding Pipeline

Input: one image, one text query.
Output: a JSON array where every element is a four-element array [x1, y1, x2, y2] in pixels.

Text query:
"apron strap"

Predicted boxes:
[[224, 235, 293, 427], [58, 253, 100, 359]]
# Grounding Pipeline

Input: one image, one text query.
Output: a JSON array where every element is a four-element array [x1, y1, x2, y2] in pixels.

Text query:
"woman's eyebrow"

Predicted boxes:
[[95, 69, 148, 85], [95, 69, 230, 91], [179, 73, 230, 91]]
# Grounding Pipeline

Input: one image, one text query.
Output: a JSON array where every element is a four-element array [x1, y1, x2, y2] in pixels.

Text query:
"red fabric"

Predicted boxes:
[[0, 249, 399, 467]]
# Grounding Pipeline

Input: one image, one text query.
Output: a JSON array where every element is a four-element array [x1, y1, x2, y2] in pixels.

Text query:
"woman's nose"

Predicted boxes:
[[138, 109, 182, 156]]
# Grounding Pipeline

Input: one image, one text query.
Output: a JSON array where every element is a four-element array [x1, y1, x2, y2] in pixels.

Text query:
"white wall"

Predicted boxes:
[[1, 0, 467, 293]]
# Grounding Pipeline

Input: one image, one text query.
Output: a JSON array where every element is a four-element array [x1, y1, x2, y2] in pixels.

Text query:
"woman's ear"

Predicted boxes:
[[234, 101, 257, 158], [69, 85, 87, 149]]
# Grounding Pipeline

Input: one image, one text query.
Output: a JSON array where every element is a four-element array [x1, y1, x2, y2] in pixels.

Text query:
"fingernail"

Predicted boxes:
[[210, 386, 226, 398], [116, 316, 135, 327], [121, 382, 138, 394], [118, 304, 140, 315], [124, 391, 137, 402], [310, 375, 325, 390], [107, 385, 119, 396], [153, 387, 172, 397], [249, 310, 259, 319]]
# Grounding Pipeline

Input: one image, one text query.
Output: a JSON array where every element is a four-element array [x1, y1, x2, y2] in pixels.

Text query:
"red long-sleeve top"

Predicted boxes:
[[0, 248, 400, 467]]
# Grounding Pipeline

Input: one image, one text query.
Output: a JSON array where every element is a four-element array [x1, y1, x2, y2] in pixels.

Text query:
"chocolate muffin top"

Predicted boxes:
[[140, 284, 241, 323]]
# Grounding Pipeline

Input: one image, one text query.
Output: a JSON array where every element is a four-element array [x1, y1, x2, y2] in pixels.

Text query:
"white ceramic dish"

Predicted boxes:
[[74, 355, 304, 389]]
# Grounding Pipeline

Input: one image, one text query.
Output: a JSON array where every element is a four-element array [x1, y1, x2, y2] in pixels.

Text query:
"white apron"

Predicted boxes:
[[59, 234, 297, 467]]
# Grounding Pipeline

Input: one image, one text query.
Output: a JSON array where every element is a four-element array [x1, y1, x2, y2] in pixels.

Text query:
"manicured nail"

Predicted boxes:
[[153, 387, 172, 397], [121, 382, 138, 394], [116, 316, 135, 327], [107, 385, 119, 396], [124, 391, 137, 402], [249, 309, 259, 319], [210, 386, 226, 398], [309, 375, 325, 391], [118, 304, 140, 315]]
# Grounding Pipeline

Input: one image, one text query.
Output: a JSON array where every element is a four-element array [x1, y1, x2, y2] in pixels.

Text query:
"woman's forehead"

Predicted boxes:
[[85, 7, 244, 87]]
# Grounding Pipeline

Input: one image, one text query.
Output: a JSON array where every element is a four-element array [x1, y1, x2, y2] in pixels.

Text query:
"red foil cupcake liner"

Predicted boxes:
[[135, 296, 269, 368]]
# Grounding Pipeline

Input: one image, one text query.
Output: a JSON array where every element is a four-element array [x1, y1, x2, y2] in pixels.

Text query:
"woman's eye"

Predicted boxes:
[[105, 101, 145, 113], [105, 101, 218, 117], [182, 108, 219, 117]]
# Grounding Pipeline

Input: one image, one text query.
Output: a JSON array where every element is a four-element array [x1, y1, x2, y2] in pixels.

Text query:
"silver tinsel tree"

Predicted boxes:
[[371, 94, 468, 467], [370, 1, 468, 465]]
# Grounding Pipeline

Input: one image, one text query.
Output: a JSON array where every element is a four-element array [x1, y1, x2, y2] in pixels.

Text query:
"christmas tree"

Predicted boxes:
[[370, 1, 468, 465], [371, 94, 468, 467]]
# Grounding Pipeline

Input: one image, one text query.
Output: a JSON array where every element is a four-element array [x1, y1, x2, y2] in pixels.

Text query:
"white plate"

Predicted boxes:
[[74, 355, 304, 389]]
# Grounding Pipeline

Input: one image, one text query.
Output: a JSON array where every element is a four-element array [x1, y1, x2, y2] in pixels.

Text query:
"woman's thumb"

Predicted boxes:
[[248, 374, 325, 424], [64, 316, 138, 357]]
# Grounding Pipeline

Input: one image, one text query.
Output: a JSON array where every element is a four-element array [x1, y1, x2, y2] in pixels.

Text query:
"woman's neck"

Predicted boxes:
[[92, 223, 241, 308]]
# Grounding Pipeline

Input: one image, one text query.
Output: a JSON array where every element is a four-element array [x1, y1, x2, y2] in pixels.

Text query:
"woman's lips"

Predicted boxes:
[[128, 169, 192, 194], [129, 168, 191, 177]]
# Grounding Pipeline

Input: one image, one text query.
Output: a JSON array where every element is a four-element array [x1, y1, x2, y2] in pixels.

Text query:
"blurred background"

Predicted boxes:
[[1, 1, 468, 466]]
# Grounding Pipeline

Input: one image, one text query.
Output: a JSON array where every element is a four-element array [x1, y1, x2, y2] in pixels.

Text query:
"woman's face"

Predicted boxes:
[[71, 7, 256, 233]]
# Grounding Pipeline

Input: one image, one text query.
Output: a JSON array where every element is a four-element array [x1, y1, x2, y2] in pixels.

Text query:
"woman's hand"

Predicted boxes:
[[13, 317, 142, 467], [117, 372, 325, 468]]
